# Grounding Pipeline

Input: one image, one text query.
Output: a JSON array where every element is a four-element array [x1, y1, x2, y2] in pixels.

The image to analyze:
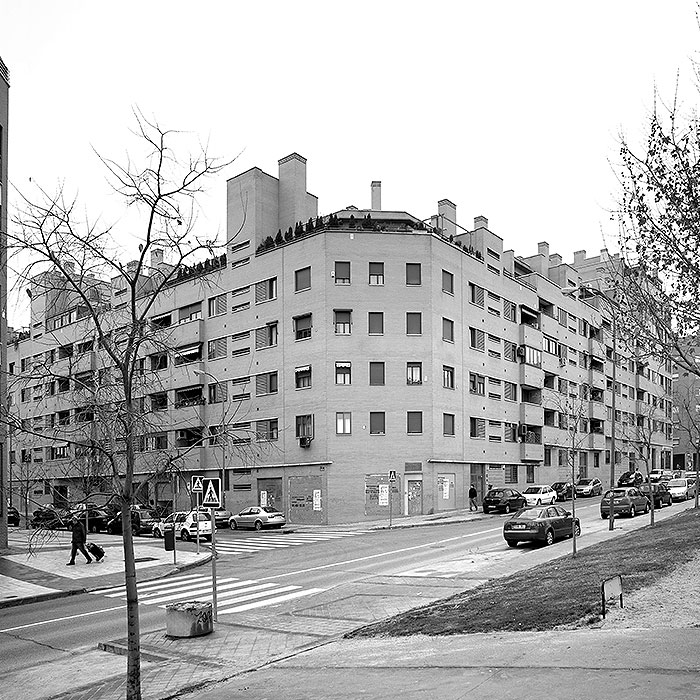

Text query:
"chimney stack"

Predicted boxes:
[[474, 215, 489, 230], [371, 181, 381, 210], [278, 153, 307, 234], [438, 199, 457, 238], [537, 242, 550, 259]]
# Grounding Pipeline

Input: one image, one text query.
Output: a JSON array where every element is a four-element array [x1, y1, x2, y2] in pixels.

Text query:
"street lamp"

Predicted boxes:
[[563, 285, 618, 532]]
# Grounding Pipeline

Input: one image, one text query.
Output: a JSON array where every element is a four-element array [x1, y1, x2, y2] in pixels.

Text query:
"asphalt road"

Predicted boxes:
[[0, 496, 692, 680]]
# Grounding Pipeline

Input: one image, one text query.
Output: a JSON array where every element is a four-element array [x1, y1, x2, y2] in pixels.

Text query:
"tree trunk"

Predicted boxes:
[[122, 503, 142, 700]]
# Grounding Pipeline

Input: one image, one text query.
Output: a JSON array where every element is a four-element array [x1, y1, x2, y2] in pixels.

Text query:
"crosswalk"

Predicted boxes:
[[94, 572, 324, 615], [210, 530, 369, 556]]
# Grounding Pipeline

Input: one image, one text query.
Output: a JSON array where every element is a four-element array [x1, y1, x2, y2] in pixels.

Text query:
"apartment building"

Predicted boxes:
[[1, 57, 9, 548], [6, 154, 674, 524]]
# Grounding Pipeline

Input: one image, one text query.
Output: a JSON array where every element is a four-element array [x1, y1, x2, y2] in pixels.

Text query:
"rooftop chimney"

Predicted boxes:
[[371, 181, 381, 210], [537, 242, 550, 259], [278, 153, 307, 233], [474, 215, 489, 229], [438, 199, 457, 238]]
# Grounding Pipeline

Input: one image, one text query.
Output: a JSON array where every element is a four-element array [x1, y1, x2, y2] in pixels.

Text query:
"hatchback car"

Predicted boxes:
[[575, 478, 603, 497], [198, 506, 233, 528], [639, 482, 672, 509], [667, 478, 692, 501], [522, 485, 557, 506], [152, 511, 212, 541], [229, 506, 286, 530], [503, 506, 580, 547], [482, 488, 526, 515], [600, 487, 650, 518], [617, 470, 644, 487], [551, 482, 574, 501], [7, 505, 20, 527]]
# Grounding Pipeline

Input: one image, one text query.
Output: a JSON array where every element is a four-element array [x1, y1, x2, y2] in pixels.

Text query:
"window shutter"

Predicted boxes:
[[255, 327, 267, 348], [255, 281, 267, 303], [256, 375, 268, 395]]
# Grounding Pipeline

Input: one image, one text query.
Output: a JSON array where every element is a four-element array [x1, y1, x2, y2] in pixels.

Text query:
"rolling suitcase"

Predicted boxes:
[[86, 541, 105, 562]]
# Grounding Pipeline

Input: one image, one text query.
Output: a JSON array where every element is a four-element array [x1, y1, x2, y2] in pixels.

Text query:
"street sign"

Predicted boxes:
[[202, 478, 222, 507], [191, 475, 204, 493], [388, 470, 397, 482]]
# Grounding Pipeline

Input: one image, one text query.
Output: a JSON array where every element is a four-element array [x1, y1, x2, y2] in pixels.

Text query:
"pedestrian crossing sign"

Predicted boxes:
[[388, 470, 397, 482], [191, 475, 204, 493], [202, 477, 222, 507]]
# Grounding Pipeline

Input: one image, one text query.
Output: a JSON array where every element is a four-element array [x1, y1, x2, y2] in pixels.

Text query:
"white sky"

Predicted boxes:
[[2, 0, 700, 324]]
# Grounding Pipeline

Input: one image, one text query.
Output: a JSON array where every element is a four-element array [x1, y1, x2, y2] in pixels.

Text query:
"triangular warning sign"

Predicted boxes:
[[192, 476, 204, 492], [202, 481, 220, 506]]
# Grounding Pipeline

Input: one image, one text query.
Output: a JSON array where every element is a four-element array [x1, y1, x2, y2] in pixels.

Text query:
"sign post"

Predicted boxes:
[[202, 477, 221, 622], [388, 470, 397, 529], [191, 476, 204, 555]]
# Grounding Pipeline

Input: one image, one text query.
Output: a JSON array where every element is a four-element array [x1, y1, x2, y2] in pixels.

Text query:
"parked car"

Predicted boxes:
[[68, 507, 110, 533], [667, 478, 693, 501], [639, 482, 673, 509], [482, 488, 526, 515], [229, 506, 286, 530], [551, 482, 574, 501], [197, 506, 233, 528], [7, 505, 20, 527], [30, 506, 70, 529], [503, 505, 580, 547], [575, 478, 603, 497], [600, 487, 650, 518], [617, 470, 644, 487], [152, 510, 212, 541], [522, 485, 557, 507], [648, 469, 664, 483]]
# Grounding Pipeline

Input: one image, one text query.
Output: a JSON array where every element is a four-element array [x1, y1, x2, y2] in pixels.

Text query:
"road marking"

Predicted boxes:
[[218, 587, 324, 614], [0, 605, 124, 633]]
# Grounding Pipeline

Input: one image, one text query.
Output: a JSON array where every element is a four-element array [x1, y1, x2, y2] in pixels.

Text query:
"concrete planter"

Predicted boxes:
[[165, 601, 213, 638]]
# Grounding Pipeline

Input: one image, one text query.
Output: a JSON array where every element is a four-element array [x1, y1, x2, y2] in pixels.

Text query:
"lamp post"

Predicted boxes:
[[192, 368, 225, 622], [563, 285, 618, 531]]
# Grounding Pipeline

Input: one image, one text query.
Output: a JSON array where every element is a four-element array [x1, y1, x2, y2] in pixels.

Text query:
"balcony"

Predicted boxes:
[[521, 440, 544, 462], [589, 400, 607, 421], [161, 318, 204, 346], [588, 432, 606, 450], [520, 402, 543, 426], [520, 363, 543, 389], [519, 323, 541, 347]]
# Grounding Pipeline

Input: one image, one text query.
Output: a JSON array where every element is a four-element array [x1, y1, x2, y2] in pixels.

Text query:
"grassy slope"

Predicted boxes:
[[349, 508, 700, 637]]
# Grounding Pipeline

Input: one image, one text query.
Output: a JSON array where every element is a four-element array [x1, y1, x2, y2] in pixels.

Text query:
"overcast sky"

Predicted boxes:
[[2, 1, 700, 323]]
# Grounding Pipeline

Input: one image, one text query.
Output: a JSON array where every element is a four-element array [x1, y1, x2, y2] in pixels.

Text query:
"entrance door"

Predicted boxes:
[[257, 478, 282, 510], [407, 480, 422, 515], [288, 476, 324, 524], [471, 465, 486, 500]]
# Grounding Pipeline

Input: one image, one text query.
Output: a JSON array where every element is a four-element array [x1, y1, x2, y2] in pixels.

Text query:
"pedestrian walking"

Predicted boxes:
[[67, 518, 92, 565], [468, 484, 478, 511]]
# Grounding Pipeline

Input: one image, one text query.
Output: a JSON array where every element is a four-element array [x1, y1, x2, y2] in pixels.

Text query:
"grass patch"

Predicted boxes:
[[349, 508, 700, 638]]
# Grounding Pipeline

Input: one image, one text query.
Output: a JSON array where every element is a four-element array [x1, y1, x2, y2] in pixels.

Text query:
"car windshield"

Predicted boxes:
[[578, 479, 592, 485], [261, 506, 279, 513], [523, 487, 542, 494], [195, 512, 211, 522], [551, 482, 565, 488], [668, 479, 686, 487], [605, 489, 628, 498], [513, 508, 546, 519], [487, 490, 505, 497]]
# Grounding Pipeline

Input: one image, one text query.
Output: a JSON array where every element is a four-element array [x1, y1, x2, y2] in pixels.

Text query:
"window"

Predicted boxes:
[[294, 313, 312, 340], [504, 341, 517, 362], [57, 377, 70, 393], [368, 312, 384, 335], [51, 445, 69, 460], [469, 283, 485, 307], [151, 392, 168, 411], [488, 377, 502, 400], [178, 302, 202, 323], [33, 447, 44, 463], [335, 362, 352, 384], [256, 418, 279, 441], [442, 269, 454, 294], [57, 410, 70, 426], [20, 388, 30, 403], [505, 465, 518, 484], [295, 365, 312, 389], [369, 262, 384, 285], [296, 414, 314, 438], [443, 365, 455, 389], [174, 343, 202, 365], [469, 373, 485, 395], [336, 412, 352, 434], [543, 336, 558, 355], [255, 277, 277, 303], [207, 337, 228, 360], [369, 412, 385, 434], [255, 322, 278, 348], [504, 422, 517, 442], [442, 317, 454, 342], [255, 372, 278, 396], [209, 382, 229, 403], [504, 381, 517, 401], [524, 346, 542, 366], [175, 427, 205, 448], [75, 407, 95, 423], [407, 411, 423, 434], [335, 261, 351, 284], [151, 313, 172, 328], [295, 266, 311, 291], [208, 294, 227, 317], [58, 343, 74, 360], [76, 340, 94, 354], [150, 352, 168, 371], [443, 413, 455, 436], [334, 310, 352, 335], [504, 299, 516, 321], [369, 362, 385, 386], [469, 328, 485, 351], [406, 312, 422, 335], [469, 417, 486, 439], [174, 386, 204, 408], [544, 447, 552, 466], [526, 465, 535, 483], [407, 362, 422, 385], [406, 263, 422, 286]]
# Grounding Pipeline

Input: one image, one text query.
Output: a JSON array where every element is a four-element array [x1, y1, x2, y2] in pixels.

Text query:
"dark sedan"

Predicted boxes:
[[551, 482, 574, 501], [482, 488, 526, 515], [69, 508, 110, 533], [7, 506, 20, 526], [639, 483, 672, 509], [30, 507, 69, 529], [503, 505, 580, 547]]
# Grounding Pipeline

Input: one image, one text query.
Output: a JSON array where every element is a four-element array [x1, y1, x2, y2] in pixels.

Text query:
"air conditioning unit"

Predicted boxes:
[[299, 436, 312, 448], [518, 424, 529, 437], [516, 345, 526, 359]]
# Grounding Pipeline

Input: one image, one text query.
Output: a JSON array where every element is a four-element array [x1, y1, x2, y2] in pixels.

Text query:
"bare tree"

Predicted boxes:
[[673, 375, 700, 509], [1, 111, 241, 700]]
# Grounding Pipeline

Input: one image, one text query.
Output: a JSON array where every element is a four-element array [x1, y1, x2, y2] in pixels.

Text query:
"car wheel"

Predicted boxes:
[[254, 520, 263, 531], [230, 520, 238, 530], [601, 512, 608, 519], [544, 529, 555, 546], [152, 529, 159, 538], [629, 506, 635, 518], [483, 507, 490, 514], [506, 540, 518, 548], [504, 504, 511, 514], [181, 529, 190, 541], [644, 502, 649, 514]]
